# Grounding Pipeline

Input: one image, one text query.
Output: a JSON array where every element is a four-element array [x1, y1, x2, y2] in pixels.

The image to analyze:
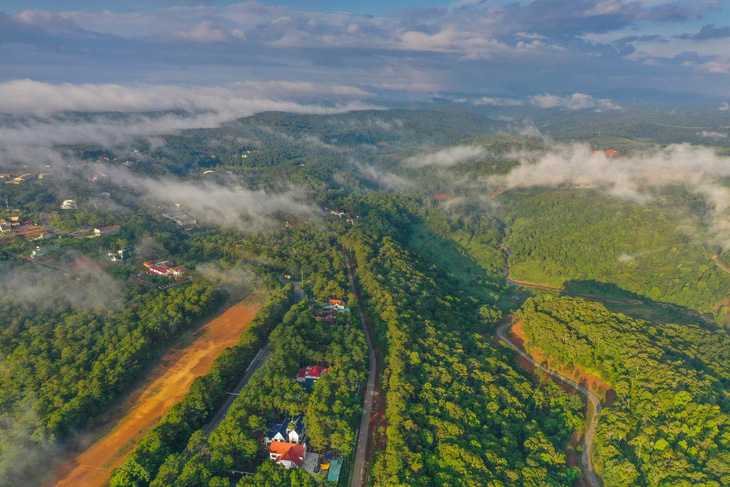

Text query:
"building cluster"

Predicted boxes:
[[0, 216, 46, 238], [108, 247, 134, 261], [239, 149, 261, 159], [263, 403, 341, 481], [328, 209, 355, 225], [0, 173, 46, 184], [142, 260, 188, 278], [162, 213, 198, 230]]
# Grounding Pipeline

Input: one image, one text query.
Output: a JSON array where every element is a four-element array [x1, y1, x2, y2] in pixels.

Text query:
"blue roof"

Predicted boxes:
[[265, 416, 304, 441], [328, 458, 342, 482]]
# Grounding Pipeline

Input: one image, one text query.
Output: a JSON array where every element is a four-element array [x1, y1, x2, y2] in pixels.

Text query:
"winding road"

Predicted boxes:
[[345, 252, 377, 487], [496, 322, 602, 487]]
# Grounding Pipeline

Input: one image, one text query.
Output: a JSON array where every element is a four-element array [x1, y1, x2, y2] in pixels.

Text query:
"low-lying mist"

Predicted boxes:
[[413, 140, 730, 249]]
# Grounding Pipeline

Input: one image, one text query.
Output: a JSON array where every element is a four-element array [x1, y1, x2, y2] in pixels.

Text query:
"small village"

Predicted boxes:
[[251, 294, 352, 482]]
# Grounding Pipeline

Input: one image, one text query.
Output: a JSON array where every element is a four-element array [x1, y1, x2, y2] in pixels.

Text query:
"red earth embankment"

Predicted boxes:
[[510, 321, 613, 403]]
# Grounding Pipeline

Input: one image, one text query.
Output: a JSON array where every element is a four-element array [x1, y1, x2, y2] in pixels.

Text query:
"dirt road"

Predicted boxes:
[[496, 322, 602, 487], [51, 296, 264, 487], [710, 254, 730, 275]]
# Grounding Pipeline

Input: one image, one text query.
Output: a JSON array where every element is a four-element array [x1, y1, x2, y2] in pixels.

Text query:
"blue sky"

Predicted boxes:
[[1, 0, 729, 112]]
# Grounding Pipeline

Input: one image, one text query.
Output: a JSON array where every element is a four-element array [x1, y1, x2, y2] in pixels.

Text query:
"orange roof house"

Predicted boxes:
[[269, 442, 305, 469]]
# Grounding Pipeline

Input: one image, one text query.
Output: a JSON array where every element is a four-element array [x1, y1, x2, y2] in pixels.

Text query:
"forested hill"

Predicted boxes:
[[520, 295, 730, 487], [342, 193, 583, 486], [502, 191, 730, 324]]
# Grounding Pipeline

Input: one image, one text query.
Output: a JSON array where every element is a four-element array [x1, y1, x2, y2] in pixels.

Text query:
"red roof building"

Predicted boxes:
[[147, 265, 171, 276], [269, 442, 305, 469], [296, 365, 329, 382], [592, 150, 619, 157], [94, 225, 120, 236]]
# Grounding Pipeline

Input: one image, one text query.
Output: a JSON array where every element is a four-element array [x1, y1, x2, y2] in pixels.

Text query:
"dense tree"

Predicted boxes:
[[521, 295, 730, 486]]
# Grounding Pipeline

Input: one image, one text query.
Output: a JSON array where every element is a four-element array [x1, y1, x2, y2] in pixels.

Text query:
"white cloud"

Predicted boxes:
[[13, 10, 84, 34], [492, 143, 730, 247], [472, 96, 524, 106], [398, 26, 510, 60], [530, 92, 621, 111], [0, 79, 374, 115], [0, 80, 379, 169], [720, 102, 730, 111], [404, 145, 487, 168], [515, 32, 547, 40], [700, 130, 727, 139], [173, 21, 229, 43], [108, 168, 321, 232]]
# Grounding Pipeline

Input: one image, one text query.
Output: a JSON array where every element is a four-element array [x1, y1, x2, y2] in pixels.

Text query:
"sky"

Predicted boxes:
[[1, 0, 730, 112]]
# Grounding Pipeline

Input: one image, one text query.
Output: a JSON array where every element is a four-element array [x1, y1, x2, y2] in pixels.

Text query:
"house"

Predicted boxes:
[[269, 442, 306, 469], [296, 366, 329, 383], [94, 225, 120, 236], [117, 247, 134, 260], [40, 232, 54, 240], [323, 299, 350, 313], [171, 265, 188, 277], [147, 264, 171, 276], [314, 315, 337, 326], [31, 242, 60, 258], [0, 223, 10, 233], [313, 310, 337, 318], [265, 417, 305, 445]]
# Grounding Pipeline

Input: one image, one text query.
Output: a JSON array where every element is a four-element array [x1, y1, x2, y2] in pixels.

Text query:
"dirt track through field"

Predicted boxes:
[[50, 295, 264, 487]]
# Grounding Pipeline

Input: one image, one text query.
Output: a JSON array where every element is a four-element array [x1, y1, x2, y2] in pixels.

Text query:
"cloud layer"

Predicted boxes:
[[113, 171, 322, 232], [1, 1, 729, 101], [404, 145, 487, 168], [491, 143, 730, 247], [0, 79, 374, 115]]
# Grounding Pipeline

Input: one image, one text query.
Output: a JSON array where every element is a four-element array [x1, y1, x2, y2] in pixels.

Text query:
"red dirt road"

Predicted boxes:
[[50, 295, 264, 487]]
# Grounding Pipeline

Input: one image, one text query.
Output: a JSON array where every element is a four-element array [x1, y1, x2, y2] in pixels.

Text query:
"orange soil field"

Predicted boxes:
[[50, 294, 265, 487]]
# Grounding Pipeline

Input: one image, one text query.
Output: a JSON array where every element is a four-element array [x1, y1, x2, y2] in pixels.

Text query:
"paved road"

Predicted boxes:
[[39, 212, 56, 231], [345, 253, 377, 487], [496, 322, 602, 487], [201, 346, 271, 436]]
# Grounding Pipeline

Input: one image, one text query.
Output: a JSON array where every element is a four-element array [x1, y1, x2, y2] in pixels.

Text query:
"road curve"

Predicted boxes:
[[495, 322, 602, 487], [345, 252, 377, 487]]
